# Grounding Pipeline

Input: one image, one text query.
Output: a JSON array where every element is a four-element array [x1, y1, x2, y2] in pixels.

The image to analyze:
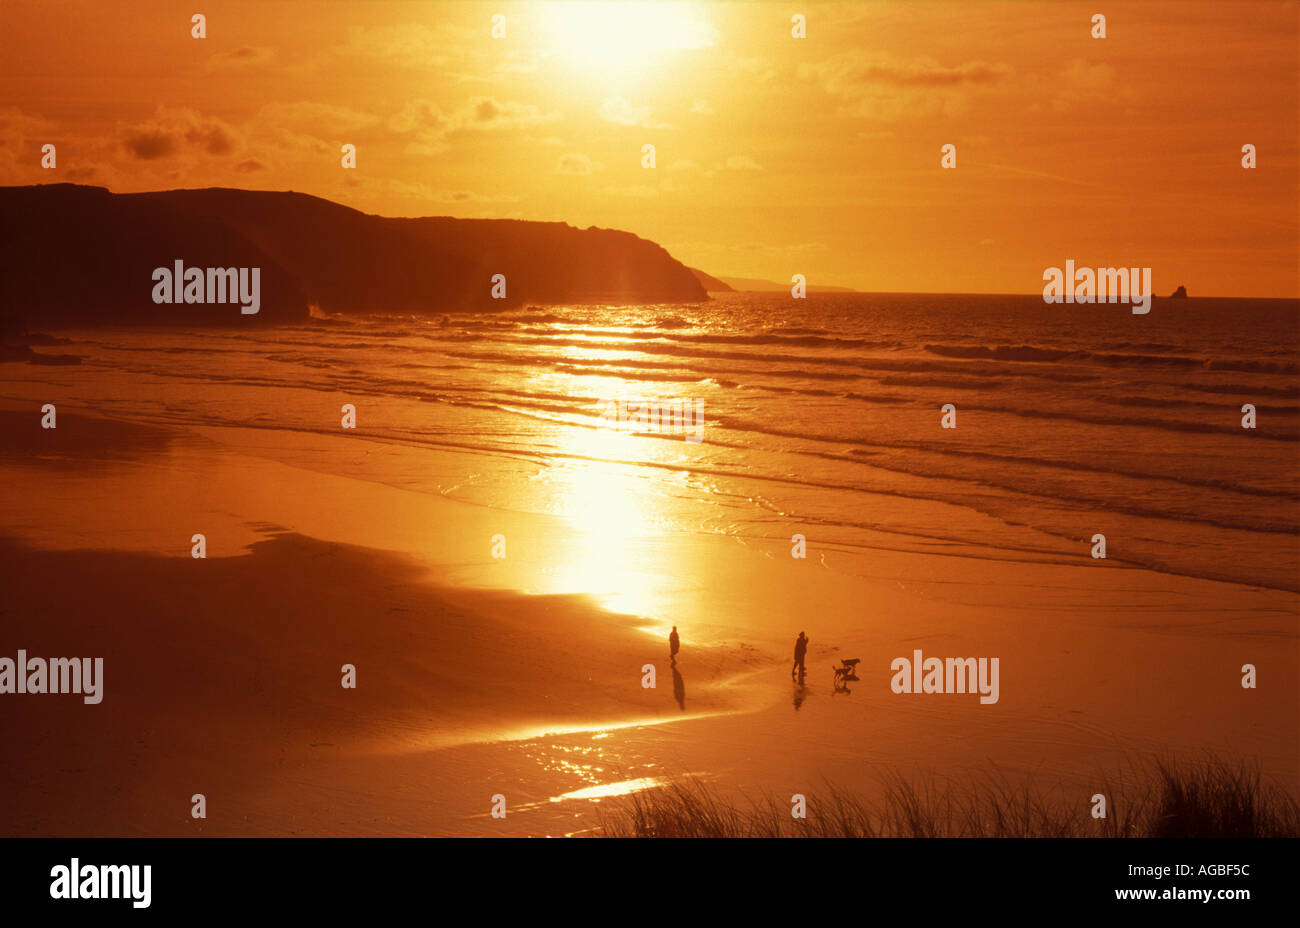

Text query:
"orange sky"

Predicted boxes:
[[2, 0, 1297, 296]]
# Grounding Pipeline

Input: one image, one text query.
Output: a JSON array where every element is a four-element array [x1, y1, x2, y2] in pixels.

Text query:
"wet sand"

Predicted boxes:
[[0, 407, 1295, 836]]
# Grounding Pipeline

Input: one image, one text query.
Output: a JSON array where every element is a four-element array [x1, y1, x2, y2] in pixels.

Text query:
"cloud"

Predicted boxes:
[[189, 124, 237, 155], [119, 107, 239, 160], [464, 97, 557, 131], [389, 101, 450, 136], [800, 53, 1012, 119], [723, 155, 762, 171], [389, 97, 557, 154], [471, 99, 503, 123], [690, 99, 713, 115], [122, 129, 175, 160], [234, 158, 266, 173]]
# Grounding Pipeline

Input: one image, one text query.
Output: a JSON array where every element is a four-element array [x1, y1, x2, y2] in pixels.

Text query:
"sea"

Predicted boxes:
[[19, 291, 1299, 593]]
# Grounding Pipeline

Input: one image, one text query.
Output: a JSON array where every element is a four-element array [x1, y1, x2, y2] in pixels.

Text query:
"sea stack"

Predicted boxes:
[[1170, 285, 1188, 298]]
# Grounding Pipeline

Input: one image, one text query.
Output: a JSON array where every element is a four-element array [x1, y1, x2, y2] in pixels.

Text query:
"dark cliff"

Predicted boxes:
[[0, 184, 707, 327]]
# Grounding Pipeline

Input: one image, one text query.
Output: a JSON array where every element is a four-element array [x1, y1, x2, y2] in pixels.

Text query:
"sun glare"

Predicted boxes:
[[543, 1, 718, 72]]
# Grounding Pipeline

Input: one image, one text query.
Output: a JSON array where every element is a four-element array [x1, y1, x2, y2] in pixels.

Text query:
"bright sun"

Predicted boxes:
[[542, 1, 718, 73]]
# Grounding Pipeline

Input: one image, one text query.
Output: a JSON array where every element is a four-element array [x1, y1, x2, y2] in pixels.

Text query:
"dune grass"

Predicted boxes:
[[597, 755, 1300, 838]]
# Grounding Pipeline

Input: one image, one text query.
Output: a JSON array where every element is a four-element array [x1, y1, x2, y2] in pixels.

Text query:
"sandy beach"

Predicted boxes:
[[1, 402, 1294, 837]]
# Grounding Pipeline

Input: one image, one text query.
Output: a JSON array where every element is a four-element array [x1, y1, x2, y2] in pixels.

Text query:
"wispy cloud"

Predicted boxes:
[[800, 52, 1012, 119]]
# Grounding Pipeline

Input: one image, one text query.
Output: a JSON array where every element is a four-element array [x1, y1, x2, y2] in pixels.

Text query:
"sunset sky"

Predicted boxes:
[[2, 0, 1297, 296]]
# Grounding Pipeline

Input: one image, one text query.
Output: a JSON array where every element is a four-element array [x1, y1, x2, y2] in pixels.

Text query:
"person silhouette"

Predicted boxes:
[[669, 626, 680, 665], [792, 631, 808, 678]]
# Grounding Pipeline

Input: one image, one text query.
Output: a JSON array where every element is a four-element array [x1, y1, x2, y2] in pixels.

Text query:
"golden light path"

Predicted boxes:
[[502, 711, 720, 745], [549, 777, 664, 802], [539, 415, 674, 624]]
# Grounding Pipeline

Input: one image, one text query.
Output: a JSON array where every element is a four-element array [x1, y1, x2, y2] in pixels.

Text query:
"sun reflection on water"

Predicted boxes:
[[549, 777, 664, 803], [538, 418, 672, 619]]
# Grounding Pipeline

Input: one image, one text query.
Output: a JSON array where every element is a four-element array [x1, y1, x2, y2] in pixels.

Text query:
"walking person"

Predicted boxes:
[[669, 625, 680, 665], [792, 631, 808, 678]]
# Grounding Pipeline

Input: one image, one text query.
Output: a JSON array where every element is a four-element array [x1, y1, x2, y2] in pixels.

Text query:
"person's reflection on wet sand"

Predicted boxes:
[[672, 665, 685, 710], [792, 676, 806, 710]]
